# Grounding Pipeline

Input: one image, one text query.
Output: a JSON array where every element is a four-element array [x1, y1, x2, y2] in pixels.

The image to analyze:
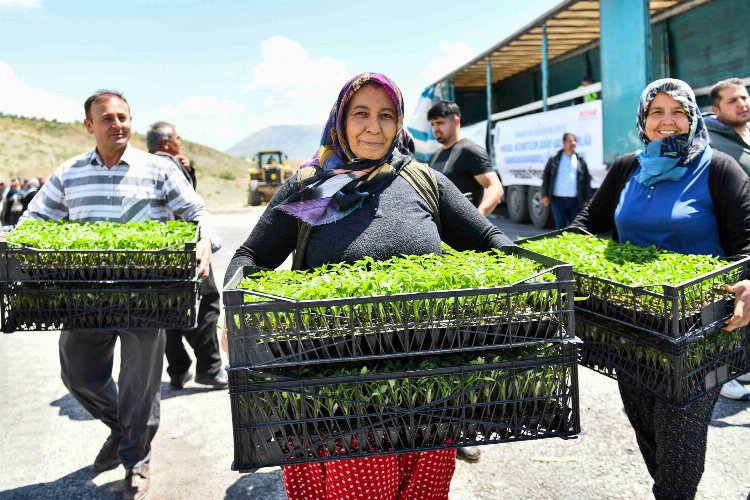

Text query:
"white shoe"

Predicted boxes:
[[736, 372, 750, 383], [720, 379, 750, 401]]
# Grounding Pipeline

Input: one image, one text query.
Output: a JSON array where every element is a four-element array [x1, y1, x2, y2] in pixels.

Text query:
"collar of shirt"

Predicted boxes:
[[89, 144, 135, 169], [561, 151, 578, 166]]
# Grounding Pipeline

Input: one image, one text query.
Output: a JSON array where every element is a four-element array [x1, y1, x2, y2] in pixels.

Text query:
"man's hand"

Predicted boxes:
[[196, 237, 212, 278], [724, 280, 750, 331], [221, 321, 229, 353], [542, 196, 551, 207], [174, 154, 191, 170]]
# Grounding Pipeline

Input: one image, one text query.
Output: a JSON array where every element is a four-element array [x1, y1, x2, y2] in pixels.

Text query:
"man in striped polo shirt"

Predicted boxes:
[[20, 89, 220, 500]]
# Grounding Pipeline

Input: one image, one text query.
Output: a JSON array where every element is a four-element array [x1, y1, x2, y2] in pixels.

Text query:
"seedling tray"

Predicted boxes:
[[577, 311, 750, 407], [0, 225, 198, 282], [518, 229, 750, 339], [0, 279, 200, 332], [228, 342, 580, 471], [223, 247, 574, 368]]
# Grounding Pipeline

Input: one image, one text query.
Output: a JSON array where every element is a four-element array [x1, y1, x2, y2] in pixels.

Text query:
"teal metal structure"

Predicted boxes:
[[445, 78, 455, 102], [486, 57, 493, 154], [599, 0, 652, 163]]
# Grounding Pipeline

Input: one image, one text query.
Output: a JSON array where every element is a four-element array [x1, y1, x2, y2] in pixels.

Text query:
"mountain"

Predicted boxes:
[[0, 113, 250, 210], [225, 124, 321, 160]]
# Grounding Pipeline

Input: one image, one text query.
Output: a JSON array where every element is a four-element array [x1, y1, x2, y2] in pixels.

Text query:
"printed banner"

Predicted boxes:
[[493, 100, 605, 187]]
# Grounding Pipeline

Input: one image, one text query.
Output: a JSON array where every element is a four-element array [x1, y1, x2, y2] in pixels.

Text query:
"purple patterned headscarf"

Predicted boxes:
[[277, 72, 413, 226], [301, 72, 407, 171]]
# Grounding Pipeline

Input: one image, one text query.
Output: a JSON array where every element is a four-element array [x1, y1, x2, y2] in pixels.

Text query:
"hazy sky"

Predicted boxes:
[[0, 0, 559, 151]]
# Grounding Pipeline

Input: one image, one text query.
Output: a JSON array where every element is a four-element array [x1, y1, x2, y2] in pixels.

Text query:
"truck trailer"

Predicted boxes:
[[409, 0, 750, 227]]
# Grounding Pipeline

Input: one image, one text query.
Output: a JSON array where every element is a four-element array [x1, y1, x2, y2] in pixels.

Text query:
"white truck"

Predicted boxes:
[[491, 99, 607, 227]]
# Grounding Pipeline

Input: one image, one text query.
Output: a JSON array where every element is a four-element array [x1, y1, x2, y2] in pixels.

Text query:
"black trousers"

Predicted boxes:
[[59, 328, 165, 469], [6, 210, 22, 226], [618, 380, 719, 500], [165, 267, 221, 377]]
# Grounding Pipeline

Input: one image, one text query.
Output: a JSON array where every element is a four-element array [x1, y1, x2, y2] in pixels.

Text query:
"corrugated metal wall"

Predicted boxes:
[[668, 0, 750, 87], [455, 89, 489, 126]]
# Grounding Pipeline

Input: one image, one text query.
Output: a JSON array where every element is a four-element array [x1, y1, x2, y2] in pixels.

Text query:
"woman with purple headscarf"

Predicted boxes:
[[224, 72, 512, 499], [571, 78, 750, 499]]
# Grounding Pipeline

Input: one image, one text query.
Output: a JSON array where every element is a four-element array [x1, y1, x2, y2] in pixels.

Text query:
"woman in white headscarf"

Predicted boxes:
[[572, 78, 750, 499]]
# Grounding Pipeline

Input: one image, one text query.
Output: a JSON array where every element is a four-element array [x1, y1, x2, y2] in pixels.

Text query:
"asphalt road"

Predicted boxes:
[[0, 208, 748, 500]]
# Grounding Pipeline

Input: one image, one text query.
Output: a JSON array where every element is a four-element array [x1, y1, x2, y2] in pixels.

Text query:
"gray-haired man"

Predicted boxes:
[[146, 121, 226, 392]]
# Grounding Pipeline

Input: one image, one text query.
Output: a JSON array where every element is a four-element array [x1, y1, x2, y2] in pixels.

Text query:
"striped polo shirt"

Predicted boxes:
[[21, 144, 221, 250]]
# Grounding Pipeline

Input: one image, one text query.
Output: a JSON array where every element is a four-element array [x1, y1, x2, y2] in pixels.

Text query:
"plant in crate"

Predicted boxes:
[[225, 248, 571, 366], [1, 220, 198, 281], [0, 220, 200, 332], [519, 232, 748, 336], [231, 344, 579, 469], [578, 312, 748, 405]]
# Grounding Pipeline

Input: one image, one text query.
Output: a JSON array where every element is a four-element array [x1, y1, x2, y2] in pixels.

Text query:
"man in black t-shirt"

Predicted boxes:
[[428, 101, 503, 217], [427, 102, 502, 465]]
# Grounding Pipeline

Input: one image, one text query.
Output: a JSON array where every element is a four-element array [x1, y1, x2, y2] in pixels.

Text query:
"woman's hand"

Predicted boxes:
[[723, 279, 750, 331]]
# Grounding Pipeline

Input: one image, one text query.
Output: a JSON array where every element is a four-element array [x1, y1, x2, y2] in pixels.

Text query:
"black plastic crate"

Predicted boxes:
[[577, 311, 750, 407], [0, 280, 200, 332], [518, 228, 750, 339], [229, 342, 580, 471], [0, 226, 198, 282], [223, 247, 574, 368]]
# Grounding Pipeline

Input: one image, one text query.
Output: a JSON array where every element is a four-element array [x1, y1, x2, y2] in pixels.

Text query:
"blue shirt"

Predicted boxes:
[[614, 154, 722, 256], [552, 153, 577, 197]]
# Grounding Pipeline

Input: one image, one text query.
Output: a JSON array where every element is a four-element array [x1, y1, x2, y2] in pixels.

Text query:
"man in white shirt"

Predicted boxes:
[[541, 132, 592, 229]]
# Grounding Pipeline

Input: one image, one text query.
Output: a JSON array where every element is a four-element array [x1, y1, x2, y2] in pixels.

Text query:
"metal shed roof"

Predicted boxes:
[[440, 0, 695, 89]]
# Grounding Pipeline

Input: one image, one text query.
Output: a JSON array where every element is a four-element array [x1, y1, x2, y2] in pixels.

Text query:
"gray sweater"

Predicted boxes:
[[224, 170, 513, 285], [705, 114, 750, 176]]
